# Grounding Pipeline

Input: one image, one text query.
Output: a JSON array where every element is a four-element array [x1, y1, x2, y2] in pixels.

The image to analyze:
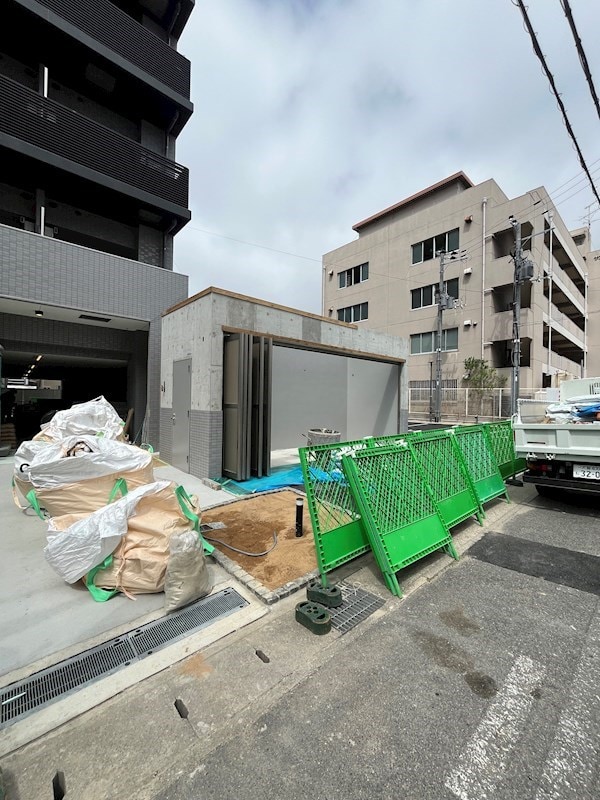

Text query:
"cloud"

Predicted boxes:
[[176, 0, 600, 312]]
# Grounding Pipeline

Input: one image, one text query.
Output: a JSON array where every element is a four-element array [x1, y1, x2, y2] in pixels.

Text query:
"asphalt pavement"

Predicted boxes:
[[152, 488, 600, 800], [2, 485, 598, 800]]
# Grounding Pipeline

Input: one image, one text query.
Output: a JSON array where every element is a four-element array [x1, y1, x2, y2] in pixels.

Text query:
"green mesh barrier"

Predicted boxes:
[[452, 424, 509, 505], [299, 439, 372, 585], [482, 420, 526, 480], [341, 445, 458, 597], [407, 430, 484, 528]]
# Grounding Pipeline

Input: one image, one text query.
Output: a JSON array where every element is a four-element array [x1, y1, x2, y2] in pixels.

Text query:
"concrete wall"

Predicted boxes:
[[0, 224, 188, 445], [271, 346, 399, 449], [160, 288, 408, 478], [271, 346, 348, 449]]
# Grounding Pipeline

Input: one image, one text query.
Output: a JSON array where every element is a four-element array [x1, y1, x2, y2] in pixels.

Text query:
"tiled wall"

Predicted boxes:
[[0, 224, 188, 448], [0, 225, 187, 320], [189, 410, 223, 479]]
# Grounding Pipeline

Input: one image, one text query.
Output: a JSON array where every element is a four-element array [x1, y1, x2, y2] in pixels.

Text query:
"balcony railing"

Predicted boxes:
[[0, 74, 188, 210], [27, 0, 190, 97]]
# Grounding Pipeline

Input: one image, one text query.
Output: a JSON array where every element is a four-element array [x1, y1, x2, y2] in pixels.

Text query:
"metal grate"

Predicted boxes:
[[0, 588, 247, 728], [328, 582, 385, 634]]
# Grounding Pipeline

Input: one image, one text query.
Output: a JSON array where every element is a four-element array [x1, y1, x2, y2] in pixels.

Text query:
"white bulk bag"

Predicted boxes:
[[40, 396, 125, 441], [45, 480, 173, 584]]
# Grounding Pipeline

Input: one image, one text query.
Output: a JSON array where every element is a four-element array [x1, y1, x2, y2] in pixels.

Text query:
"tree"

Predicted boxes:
[[462, 358, 507, 417]]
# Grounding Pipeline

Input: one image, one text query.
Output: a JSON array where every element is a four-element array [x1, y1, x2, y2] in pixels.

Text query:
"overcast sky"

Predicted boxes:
[[175, 0, 600, 313]]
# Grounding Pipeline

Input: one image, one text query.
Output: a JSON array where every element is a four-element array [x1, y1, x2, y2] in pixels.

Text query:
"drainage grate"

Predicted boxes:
[[0, 588, 247, 729], [328, 582, 386, 634]]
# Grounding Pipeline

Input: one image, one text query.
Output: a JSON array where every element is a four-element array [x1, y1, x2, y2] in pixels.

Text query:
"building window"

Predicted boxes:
[[411, 278, 459, 309], [411, 228, 459, 265], [410, 327, 459, 354], [337, 302, 368, 323], [339, 262, 369, 288]]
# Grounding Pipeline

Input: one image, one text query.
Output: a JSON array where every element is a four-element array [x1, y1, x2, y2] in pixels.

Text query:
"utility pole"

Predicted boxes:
[[434, 249, 465, 422], [434, 251, 448, 423], [509, 216, 534, 416]]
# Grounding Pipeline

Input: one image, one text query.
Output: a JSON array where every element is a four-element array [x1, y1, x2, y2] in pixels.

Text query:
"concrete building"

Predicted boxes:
[[0, 0, 193, 446], [160, 288, 408, 480], [323, 173, 591, 397]]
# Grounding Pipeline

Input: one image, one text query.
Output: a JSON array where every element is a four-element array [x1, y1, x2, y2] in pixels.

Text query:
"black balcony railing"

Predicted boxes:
[[30, 0, 190, 97], [0, 74, 189, 209]]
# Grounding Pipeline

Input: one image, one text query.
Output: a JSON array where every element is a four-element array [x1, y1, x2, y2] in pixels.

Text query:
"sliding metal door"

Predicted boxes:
[[223, 334, 272, 481]]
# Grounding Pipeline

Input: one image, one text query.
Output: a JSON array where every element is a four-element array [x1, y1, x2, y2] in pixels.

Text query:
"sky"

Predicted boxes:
[[175, 0, 600, 313]]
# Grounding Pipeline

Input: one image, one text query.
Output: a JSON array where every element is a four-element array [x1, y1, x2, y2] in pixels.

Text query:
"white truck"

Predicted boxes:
[[514, 377, 600, 496]]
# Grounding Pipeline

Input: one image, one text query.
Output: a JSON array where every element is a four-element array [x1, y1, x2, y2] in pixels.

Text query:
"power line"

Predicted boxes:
[[560, 0, 600, 124], [513, 0, 600, 207]]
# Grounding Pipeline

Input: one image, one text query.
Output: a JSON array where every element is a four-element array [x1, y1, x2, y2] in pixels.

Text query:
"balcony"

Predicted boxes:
[[0, 74, 189, 216], [487, 307, 534, 342], [543, 308, 585, 350], [544, 261, 585, 315], [17, 0, 191, 100]]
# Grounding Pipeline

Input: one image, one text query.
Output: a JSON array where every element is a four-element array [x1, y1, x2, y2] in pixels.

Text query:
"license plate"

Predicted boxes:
[[573, 464, 600, 480]]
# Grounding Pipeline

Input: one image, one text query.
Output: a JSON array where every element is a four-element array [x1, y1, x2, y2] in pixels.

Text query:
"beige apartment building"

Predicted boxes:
[[323, 172, 593, 395]]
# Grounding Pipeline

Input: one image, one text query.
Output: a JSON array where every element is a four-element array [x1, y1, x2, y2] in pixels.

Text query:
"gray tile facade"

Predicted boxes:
[[159, 406, 173, 463], [0, 225, 187, 321], [189, 410, 223, 479], [0, 225, 189, 448]]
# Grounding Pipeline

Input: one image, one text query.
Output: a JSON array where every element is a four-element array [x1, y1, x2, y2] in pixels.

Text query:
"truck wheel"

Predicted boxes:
[[535, 485, 553, 498]]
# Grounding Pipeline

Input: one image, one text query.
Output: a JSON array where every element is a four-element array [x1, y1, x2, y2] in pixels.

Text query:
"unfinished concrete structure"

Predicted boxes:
[[160, 288, 408, 480], [323, 173, 591, 392]]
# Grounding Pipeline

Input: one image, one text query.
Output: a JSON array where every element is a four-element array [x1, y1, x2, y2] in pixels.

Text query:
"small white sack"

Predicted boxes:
[[44, 480, 171, 584], [164, 531, 212, 612], [40, 396, 124, 441]]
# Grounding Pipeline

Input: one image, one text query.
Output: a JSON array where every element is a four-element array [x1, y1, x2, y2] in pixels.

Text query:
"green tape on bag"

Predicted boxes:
[[86, 555, 119, 602], [26, 489, 45, 520], [175, 485, 214, 555], [108, 477, 128, 503]]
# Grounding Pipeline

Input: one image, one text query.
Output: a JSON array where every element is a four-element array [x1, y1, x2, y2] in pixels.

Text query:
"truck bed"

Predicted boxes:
[[514, 422, 600, 463]]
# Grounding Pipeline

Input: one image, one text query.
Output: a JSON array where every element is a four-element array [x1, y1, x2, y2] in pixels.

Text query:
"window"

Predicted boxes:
[[339, 262, 369, 288], [411, 284, 434, 309], [411, 278, 459, 309], [337, 302, 368, 323], [410, 327, 459, 354], [411, 228, 460, 265]]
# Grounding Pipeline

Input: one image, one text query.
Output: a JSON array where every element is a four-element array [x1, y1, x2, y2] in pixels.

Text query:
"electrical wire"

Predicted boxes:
[[203, 530, 278, 557], [560, 0, 600, 125], [513, 0, 600, 207]]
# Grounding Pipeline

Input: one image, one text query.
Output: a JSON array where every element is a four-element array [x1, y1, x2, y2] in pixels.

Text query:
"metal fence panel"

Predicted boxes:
[[407, 430, 484, 528], [342, 446, 458, 597], [298, 440, 372, 584], [452, 425, 509, 505], [482, 420, 526, 480]]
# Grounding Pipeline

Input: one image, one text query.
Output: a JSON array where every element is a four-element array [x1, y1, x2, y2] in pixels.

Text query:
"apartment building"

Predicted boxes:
[[323, 172, 590, 393], [0, 0, 193, 446]]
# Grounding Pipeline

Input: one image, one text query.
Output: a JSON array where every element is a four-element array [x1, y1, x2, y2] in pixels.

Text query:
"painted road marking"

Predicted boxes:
[[535, 614, 600, 800], [445, 655, 546, 800]]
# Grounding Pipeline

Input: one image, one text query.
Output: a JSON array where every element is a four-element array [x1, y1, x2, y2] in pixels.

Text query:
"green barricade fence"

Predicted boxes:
[[452, 424, 509, 505], [405, 430, 484, 528], [299, 438, 372, 587], [341, 444, 458, 597], [482, 420, 526, 480], [298, 433, 421, 586]]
